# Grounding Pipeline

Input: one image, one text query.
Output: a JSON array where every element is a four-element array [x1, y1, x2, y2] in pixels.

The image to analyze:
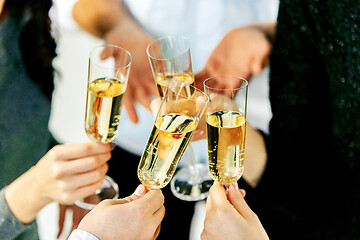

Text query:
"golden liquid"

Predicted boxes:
[[85, 78, 126, 143], [155, 73, 194, 98], [138, 114, 196, 189], [206, 111, 246, 184]]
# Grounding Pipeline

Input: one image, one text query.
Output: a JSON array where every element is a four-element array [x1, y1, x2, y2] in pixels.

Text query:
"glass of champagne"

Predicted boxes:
[[75, 44, 132, 210], [138, 83, 209, 190], [204, 76, 248, 186], [147, 36, 213, 200]]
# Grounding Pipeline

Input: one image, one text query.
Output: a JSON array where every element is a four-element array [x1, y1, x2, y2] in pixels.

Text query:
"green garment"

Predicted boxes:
[[0, 12, 53, 240]]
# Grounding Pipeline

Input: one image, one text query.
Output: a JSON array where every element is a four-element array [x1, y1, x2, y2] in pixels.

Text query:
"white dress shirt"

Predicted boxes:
[[68, 229, 99, 240]]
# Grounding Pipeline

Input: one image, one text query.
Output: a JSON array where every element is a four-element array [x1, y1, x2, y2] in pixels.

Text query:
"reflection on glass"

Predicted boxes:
[[204, 76, 248, 185], [75, 44, 131, 210], [138, 84, 209, 190]]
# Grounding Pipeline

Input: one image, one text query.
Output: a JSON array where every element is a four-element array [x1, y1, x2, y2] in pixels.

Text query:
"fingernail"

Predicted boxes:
[[134, 184, 146, 197], [110, 143, 116, 150], [229, 182, 239, 191]]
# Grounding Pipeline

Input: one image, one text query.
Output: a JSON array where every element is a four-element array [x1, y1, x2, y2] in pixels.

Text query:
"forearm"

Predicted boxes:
[[73, 0, 137, 38], [0, 188, 37, 240], [5, 167, 52, 224], [243, 124, 267, 187]]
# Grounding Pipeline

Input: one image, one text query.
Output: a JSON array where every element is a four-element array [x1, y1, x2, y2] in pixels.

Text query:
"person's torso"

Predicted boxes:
[[0, 13, 52, 189], [262, 0, 360, 238]]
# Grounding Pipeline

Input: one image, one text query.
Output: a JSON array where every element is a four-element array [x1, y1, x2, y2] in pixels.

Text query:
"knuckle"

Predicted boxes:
[[60, 192, 73, 204], [86, 170, 100, 184], [52, 164, 63, 179], [91, 181, 103, 193], [96, 178, 104, 188], [103, 163, 109, 173], [105, 152, 112, 160], [90, 178, 103, 192], [88, 157, 100, 168], [92, 169, 102, 181], [78, 144, 92, 155], [57, 180, 68, 191], [49, 145, 61, 159]]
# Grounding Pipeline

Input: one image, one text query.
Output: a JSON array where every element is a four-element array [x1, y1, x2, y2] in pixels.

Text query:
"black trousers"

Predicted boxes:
[[107, 146, 195, 240]]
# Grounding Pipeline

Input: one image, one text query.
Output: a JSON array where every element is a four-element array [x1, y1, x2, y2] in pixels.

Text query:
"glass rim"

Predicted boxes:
[[165, 83, 210, 104], [155, 83, 210, 121], [203, 75, 249, 91], [146, 35, 191, 61], [89, 44, 132, 70]]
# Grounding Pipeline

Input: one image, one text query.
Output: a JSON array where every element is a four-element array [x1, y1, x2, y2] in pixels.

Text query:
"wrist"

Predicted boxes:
[[5, 167, 52, 224]]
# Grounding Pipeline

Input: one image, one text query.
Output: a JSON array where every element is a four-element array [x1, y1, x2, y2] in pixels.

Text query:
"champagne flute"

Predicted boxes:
[[147, 36, 213, 200], [138, 83, 209, 190], [75, 44, 132, 210], [204, 76, 248, 186]]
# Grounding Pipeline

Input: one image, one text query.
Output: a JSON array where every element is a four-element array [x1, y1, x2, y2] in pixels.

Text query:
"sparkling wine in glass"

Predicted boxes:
[[75, 44, 132, 209], [204, 76, 248, 186], [147, 36, 213, 200], [138, 83, 209, 190]]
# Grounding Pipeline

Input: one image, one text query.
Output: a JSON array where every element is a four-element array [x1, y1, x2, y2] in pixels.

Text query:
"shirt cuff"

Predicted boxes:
[[68, 229, 99, 240]]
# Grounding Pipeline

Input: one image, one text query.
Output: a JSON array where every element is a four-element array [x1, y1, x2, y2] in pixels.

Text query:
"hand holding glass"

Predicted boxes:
[[76, 45, 132, 209], [204, 76, 248, 185], [138, 84, 209, 189], [147, 36, 213, 200]]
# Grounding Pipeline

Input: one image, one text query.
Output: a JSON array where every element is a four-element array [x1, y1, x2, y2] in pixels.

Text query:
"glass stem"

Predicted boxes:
[[186, 144, 199, 183]]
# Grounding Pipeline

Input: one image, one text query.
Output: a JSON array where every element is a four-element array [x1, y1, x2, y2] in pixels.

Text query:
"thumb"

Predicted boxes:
[[227, 183, 253, 219], [124, 184, 148, 203]]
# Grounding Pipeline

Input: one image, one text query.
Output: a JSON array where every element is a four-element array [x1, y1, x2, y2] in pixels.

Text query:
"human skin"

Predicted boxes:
[[78, 185, 165, 240], [73, 0, 157, 124], [5, 142, 112, 224], [202, 182, 269, 240], [194, 23, 276, 89]]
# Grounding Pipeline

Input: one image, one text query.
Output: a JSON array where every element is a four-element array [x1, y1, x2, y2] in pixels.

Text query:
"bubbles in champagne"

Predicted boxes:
[[155, 73, 194, 98], [138, 114, 196, 189], [206, 111, 246, 184], [85, 78, 126, 143]]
